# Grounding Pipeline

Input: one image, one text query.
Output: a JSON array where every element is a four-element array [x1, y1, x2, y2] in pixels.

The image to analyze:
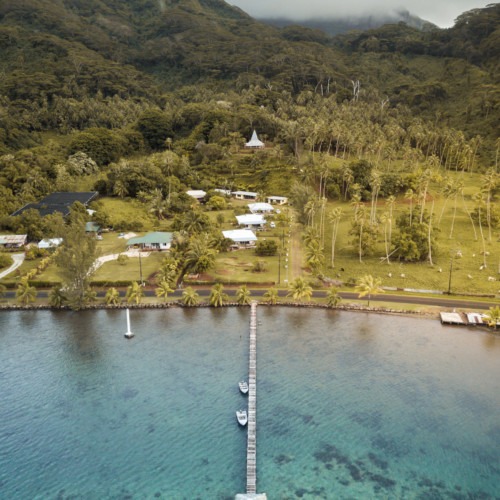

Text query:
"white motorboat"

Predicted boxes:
[[236, 409, 248, 426], [239, 381, 249, 394]]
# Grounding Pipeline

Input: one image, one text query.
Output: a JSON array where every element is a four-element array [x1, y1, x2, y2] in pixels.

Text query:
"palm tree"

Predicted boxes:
[[83, 287, 97, 304], [183, 234, 217, 276], [209, 283, 229, 307], [126, 281, 144, 305], [355, 274, 384, 307], [49, 287, 66, 308], [326, 287, 342, 307], [484, 306, 500, 329], [405, 188, 415, 227], [263, 287, 279, 305], [182, 286, 200, 306], [16, 278, 37, 305], [105, 287, 121, 305], [287, 277, 313, 302], [155, 280, 173, 303], [304, 239, 324, 276], [236, 285, 252, 305]]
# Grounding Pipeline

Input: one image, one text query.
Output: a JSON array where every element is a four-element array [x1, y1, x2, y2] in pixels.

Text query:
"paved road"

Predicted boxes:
[[3, 287, 495, 310], [0, 253, 25, 279]]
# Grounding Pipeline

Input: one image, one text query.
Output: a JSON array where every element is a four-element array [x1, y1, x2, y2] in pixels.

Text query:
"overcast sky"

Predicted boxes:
[[228, 0, 491, 28]]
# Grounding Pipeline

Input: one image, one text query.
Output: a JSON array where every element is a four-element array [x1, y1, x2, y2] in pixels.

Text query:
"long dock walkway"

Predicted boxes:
[[236, 301, 267, 500]]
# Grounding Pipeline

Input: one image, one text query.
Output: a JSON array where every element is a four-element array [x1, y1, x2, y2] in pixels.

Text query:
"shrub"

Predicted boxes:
[[0, 252, 13, 269], [255, 240, 278, 256]]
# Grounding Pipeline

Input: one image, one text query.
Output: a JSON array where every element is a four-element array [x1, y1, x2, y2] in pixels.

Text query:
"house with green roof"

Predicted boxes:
[[126, 232, 173, 251]]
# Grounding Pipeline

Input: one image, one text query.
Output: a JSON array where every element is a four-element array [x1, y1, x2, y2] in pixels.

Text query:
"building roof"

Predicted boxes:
[[0, 234, 27, 245], [245, 130, 264, 148], [235, 214, 265, 225], [267, 195, 288, 201], [38, 238, 63, 249], [232, 191, 258, 197], [85, 222, 101, 232], [214, 189, 232, 196], [11, 192, 98, 217], [186, 190, 207, 199], [126, 232, 173, 246], [222, 229, 258, 243], [248, 202, 274, 213]]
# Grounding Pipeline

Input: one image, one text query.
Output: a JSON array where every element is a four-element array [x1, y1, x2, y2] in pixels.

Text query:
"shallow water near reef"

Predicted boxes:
[[0, 308, 499, 499]]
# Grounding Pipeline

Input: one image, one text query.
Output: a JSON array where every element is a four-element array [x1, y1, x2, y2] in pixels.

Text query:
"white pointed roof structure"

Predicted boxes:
[[245, 130, 265, 148]]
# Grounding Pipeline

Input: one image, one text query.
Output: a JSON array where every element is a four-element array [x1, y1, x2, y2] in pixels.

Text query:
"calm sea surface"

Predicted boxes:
[[0, 308, 499, 499]]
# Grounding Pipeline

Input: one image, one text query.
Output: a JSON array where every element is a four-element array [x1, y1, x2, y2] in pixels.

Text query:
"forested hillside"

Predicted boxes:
[[0, 0, 498, 219]]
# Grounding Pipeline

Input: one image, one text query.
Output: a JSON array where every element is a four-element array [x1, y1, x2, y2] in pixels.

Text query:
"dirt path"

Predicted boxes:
[[0, 253, 25, 279], [289, 221, 303, 281]]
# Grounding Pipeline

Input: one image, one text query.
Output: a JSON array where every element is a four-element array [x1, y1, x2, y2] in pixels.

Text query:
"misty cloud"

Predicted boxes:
[[229, 0, 490, 28]]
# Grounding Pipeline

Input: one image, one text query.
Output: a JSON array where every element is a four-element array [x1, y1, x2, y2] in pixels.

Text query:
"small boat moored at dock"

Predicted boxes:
[[236, 409, 248, 426], [239, 381, 249, 394]]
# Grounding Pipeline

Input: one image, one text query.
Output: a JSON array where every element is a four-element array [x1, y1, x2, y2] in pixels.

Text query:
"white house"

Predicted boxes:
[[214, 188, 232, 197], [248, 202, 274, 214], [235, 214, 265, 229], [186, 190, 207, 201], [38, 238, 63, 249], [245, 130, 265, 149], [232, 191, 258, 201], [126, 232, 173, 251], [266, 195, 288, 205], [222, 229, 257, 247]]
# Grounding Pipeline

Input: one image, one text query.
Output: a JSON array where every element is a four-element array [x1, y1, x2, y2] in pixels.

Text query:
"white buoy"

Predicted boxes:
[[124, 308, 134, 339]]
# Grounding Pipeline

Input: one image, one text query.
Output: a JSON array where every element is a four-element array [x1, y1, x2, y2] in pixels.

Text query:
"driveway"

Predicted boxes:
[[0, 253, 25, 279]]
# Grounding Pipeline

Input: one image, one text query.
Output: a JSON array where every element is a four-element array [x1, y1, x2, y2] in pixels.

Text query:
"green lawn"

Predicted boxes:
[[318, 171, 500, 296], [93, 251, 166, 283]]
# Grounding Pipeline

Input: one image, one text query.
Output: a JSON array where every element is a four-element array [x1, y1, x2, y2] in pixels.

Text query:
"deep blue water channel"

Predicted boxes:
[[0, 308, 499, 499]]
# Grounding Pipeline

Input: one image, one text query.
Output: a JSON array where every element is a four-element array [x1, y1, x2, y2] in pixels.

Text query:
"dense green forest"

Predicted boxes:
[[0, 0, 499, 304]]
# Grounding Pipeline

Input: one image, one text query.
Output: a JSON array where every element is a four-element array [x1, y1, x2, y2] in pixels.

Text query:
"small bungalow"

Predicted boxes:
[[222, 229, 257, 248], [235, 214, 265, 229], [0, 234, 27, 249], [214, 188, 232, 197], [266, 195, 288, 205], [186, 190, 207, 201], [38, 238, 63, 249], [233, 191, 258, 201], [248, 202, 274, 214], [126, 232, 173, 251], [85, 222, 101, 233], [245, 130, 265, 149]]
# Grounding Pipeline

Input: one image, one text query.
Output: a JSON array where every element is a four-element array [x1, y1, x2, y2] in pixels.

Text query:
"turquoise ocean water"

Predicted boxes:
[[0, 308, 499, 499]]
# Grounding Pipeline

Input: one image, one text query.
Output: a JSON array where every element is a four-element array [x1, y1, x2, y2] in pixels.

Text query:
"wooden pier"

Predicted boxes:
[[236, 302, 267, 500]]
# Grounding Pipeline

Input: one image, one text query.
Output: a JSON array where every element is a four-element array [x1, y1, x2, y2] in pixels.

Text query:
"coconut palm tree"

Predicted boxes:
[[83, 287, 97, 304], [263, 287, 279, 305], [182, 286, 200, 306], [484, 305, 500, 329], [105, 287, 121, 305], [209, 283, 229, 307], [287, 277, 313, 302], [304, 239, 324, 276], [326, 287, 342, 307], [236, 285, 252, 305], [183, 234, 217, 276], [155, 280, 173, 303], [355, 274, 384, 307], [16, 277, 37, 305], [126, 281, 144, 305], [49, 287, 66, 308]]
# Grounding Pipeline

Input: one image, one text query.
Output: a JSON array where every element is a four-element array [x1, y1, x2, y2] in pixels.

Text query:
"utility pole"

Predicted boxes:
[[447, 257, 453, 295], [139, 251, 144, 286]]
